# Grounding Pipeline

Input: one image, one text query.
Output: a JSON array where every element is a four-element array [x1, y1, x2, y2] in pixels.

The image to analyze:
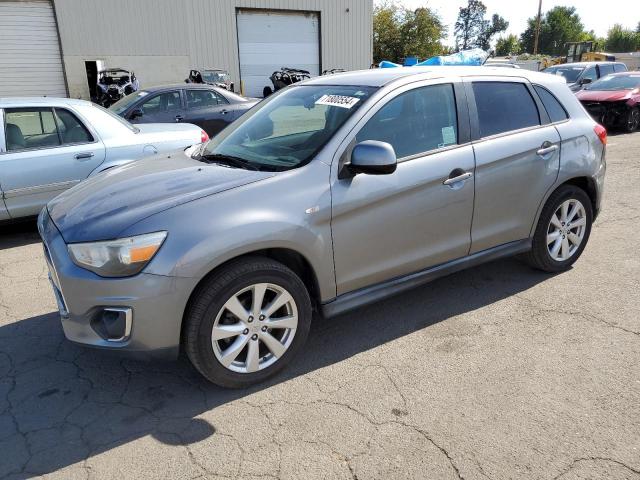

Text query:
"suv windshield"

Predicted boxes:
[[544, 66, 584, 83], [202, 85, 375, 170], [585, 74, 640, 91]]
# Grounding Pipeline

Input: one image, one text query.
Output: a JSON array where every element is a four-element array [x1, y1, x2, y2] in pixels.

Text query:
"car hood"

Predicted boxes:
[[48, 149, 274, 243], [576, 89, 633, 102]]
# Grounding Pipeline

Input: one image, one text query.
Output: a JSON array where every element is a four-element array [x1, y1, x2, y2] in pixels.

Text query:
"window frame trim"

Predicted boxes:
[[332, 77, 471, 171], [464, 76, 551, 142]]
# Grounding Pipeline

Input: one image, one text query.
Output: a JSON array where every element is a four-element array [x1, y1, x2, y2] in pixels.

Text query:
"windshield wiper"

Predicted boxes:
[[199, 153, 260, 171]]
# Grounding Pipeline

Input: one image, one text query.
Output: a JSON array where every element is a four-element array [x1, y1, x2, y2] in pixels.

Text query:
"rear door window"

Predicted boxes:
[[472, 82, 540, 137], [356, 83, 458, 158], [54, 108, 94, 144], [4, 108, 60, 151], [533, 86, 568, 123], [186, 90, 226, 109]]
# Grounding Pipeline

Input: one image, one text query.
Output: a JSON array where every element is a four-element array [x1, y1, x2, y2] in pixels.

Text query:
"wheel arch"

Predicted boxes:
[[179, 247, 322, 349]]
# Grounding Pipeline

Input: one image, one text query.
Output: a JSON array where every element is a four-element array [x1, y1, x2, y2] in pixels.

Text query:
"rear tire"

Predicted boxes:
[[184, 257, 312, 388], [523, 185, 593, 273]]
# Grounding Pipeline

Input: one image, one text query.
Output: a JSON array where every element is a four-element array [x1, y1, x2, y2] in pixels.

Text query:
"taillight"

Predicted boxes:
[[200, 130, 209, 143], [594, 124, 607, 145]]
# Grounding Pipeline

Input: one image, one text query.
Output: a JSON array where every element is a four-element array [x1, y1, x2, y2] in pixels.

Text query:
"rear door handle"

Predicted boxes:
[[74, 152, 94, 160], [537, 141, 558, 156], [220, 109, 229, 115], [443, 171, 473, 186]]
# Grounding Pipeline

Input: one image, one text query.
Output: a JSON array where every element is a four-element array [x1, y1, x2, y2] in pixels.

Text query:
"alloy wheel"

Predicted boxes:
[[211, 283, 298, 373], [628, 109, 640, 132], [546, 199, 587, 262]]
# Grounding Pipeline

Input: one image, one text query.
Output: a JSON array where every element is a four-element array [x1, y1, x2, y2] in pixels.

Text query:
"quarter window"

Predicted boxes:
[[356, 84, 458, 159], [472, 82, 540, 137], [4, 108, 60, 151], [533, 85, 568, 123]]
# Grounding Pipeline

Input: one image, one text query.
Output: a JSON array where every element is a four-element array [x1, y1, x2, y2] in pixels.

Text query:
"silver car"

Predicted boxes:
[[40, 67, 606, 387], [0, 97, 208, 220]]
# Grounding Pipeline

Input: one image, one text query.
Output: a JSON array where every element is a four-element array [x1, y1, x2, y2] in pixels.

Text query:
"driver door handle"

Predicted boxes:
[[443, 171, 473, 186], [537, 141, 558, 156], [175, 115, 184, 122]]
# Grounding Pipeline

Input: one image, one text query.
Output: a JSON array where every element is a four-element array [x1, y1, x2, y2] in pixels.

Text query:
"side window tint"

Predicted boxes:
[[141, 92, 181, 114], [533, 85, 568, 123], [356, 84, 458, 158], [186, 90, 220, 109], [214, 91, 229, 105], [598, 64, 614, 77], [54, 108, 94, 144], [613, 64, 627, 73], [4, 108, 60, 151], [472, 82, 540, 137]]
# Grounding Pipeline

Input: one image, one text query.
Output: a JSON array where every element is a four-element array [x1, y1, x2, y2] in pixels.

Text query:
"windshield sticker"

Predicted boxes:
[[315, 94, 360, 109], [441, 126, 456, 145]]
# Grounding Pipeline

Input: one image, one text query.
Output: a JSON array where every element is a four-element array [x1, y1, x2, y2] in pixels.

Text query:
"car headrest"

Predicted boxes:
[[5, 123, 25, 150]]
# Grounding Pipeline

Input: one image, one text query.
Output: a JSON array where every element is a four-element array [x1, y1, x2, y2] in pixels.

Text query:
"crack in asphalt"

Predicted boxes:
[[553, 456, 640, 479]]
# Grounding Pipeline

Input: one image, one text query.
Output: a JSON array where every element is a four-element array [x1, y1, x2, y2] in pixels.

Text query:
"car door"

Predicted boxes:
[[0, 106, 105, 218], [331, 80, 476, 295], [464, 78, 561, 253], [184, 89, 231, 136], [133, 90, 183, 124]]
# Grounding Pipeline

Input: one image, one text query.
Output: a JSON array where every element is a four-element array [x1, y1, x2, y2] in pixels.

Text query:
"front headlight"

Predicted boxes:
[[68, 232, 167, 277]]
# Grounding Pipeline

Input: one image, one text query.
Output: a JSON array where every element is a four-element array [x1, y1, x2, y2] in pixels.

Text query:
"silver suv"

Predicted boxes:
[[39, 67, 606, 387]]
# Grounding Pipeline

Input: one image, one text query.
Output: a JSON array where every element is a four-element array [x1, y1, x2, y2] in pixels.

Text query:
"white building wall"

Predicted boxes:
[[51, 0, 373, 98]]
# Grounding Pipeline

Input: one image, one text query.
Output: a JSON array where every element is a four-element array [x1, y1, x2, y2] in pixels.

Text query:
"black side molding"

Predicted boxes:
[[321, 239, 532, 318]]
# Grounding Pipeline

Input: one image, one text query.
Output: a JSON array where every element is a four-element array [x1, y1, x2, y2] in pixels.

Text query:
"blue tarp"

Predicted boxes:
[[379, 48, 489, 68]]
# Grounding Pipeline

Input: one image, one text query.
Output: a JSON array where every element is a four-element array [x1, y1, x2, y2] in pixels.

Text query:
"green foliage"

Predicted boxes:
[[373, 1, 446, 63], [495, 34, 521, 56], [605, 24, 640, 52], [454, 0, 507, 50], [520, 6, 585, 55]]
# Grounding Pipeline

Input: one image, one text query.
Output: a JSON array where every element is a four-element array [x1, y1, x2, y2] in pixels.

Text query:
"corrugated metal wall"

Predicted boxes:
[[51, 0, 372, 98]]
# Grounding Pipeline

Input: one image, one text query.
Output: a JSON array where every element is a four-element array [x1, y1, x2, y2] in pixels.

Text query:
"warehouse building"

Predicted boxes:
[[0, 0, 373, 99]]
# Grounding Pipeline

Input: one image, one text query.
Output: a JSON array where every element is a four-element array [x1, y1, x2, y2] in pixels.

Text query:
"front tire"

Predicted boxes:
[[184, 257, 312, 388], [623, 107, 639, 133], [524, 185, 593, 272]]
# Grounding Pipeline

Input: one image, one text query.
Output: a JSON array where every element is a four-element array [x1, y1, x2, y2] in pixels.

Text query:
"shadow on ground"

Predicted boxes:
[[0, 220, 41, 250], [0, 254, 557, 477]]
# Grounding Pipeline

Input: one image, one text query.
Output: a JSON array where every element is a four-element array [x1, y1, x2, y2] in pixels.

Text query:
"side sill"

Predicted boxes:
[[321, 239, 532, 318]]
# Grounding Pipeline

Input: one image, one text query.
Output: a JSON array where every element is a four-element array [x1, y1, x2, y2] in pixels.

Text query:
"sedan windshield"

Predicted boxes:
[[202, 85, 376, 171], [585, 75, 640, 91], [544, 66, 584, 83], [110, 91, 149, 115]]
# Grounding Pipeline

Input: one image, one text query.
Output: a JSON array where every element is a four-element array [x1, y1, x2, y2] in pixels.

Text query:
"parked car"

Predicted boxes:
[[110, 84, 258, 137], [0, 97, 207, 220], [575, 72, 640, 132], [542, 61, 627, 92], [263, 67, 311, 97], [95, 68, 139, 108], [40, 67, 606, 387], [186, 68, 234, 91]]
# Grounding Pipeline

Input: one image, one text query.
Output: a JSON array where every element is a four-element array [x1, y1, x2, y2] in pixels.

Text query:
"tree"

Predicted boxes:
[[495, 34, 521, 56], [605, 24, 640, 52], [454, 0, 507, 51], [373, 1, 446, 63], [520, 6, 586, 55]]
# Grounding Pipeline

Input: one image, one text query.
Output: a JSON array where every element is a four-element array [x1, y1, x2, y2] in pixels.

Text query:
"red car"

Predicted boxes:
[[575, 72, 640, 133]]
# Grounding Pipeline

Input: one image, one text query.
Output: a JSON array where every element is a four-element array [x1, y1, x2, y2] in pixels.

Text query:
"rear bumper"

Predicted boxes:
[[38, 209, 197, 359]]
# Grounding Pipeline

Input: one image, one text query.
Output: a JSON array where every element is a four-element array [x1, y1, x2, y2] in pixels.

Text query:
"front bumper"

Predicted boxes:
[[38, 209, 198, 358], [580, 100, 630, 128]]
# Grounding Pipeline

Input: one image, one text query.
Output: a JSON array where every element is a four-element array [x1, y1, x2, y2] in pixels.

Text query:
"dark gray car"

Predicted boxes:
[[543, 61, 627, 92], [110, 84, 258, 136], [40, 67, 606, 387]]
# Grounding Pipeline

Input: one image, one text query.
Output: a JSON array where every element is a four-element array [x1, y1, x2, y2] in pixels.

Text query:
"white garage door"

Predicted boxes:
[[237, 10, 319, 98], [0, 1, 67, 97]]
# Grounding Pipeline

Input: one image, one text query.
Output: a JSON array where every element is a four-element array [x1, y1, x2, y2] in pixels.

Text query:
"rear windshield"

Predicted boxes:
[[585, 75, 640, 91], [544, 66, 584, 83]]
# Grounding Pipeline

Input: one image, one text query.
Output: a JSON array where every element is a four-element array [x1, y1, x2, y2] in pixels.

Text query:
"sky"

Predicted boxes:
[[394, 0, 639, 47]]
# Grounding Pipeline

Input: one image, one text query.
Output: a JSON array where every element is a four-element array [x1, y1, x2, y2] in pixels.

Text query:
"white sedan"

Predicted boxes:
[[0, 97, 208, 220]]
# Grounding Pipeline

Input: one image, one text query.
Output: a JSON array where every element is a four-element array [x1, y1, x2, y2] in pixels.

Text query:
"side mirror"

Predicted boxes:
[[342, 140, 397, 178], [580, 78, 593, 85], [129, 108, 143, 120]]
